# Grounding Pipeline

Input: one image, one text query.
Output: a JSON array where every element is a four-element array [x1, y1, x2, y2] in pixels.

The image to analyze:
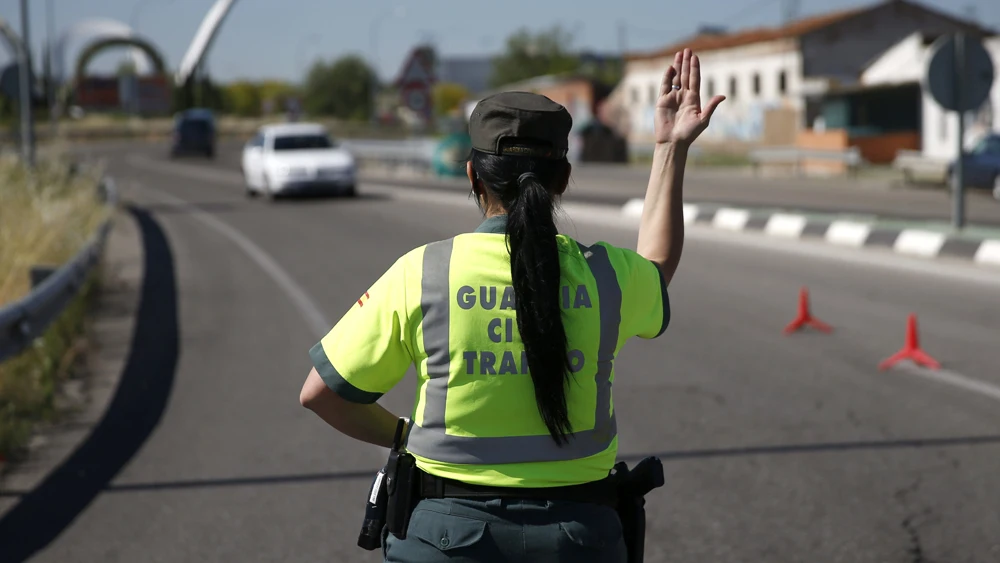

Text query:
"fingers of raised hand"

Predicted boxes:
[[690, 53, 701, 94], [703, 95, 726, 121], [660, 64, 678, 97], [680, 49, 692, 90]]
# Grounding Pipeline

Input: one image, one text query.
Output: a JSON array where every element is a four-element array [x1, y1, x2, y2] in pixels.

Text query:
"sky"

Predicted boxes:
[[0, 0, 997, 84]]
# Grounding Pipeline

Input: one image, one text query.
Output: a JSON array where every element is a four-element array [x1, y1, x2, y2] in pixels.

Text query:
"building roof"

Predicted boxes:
[[626, 0, 996, 62], [626, 5, 867, 61]]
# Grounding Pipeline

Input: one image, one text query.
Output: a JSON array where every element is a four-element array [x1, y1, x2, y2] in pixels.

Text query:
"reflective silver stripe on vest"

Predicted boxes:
[[419, 238, 454, 430], [406, 240, 621, 464]]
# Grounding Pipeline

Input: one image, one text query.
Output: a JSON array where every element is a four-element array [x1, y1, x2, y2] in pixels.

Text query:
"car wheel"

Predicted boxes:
[[344, 184, 356, 198], [264, 175, 278, 202], [243, 170, 258, 198]]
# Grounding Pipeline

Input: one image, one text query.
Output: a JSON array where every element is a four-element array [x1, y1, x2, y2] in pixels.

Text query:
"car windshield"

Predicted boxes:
[[971, 136, 1000, 156], [272, 134, 334, 151]]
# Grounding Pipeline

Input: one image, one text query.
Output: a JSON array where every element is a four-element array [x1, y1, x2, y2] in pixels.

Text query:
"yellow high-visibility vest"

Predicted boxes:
[[310, 215, 669, 487]]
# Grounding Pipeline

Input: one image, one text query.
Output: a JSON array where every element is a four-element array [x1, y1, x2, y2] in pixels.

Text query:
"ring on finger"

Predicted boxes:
[[671, 84, 681, 90]]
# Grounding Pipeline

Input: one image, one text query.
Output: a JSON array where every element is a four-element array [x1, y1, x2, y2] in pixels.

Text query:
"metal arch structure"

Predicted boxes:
[[73, 36, 167, 82], [174, 0, 238, 87], [0, 17, 23, 60], [56, 35, 169, 110], [52, 18, 154, 85]]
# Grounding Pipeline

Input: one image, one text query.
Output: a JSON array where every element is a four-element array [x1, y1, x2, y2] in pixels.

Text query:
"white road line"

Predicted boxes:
[[893, 362, 1000, 403], [712, 208, 751, 231], [128, 153, 1000, 290], [134, 183, 332, 338], [619, 200, 700, 226], [825, 221, 871, 247], [125, 157, 1000, 404], [974, 240, 1000, 266], [764, 213, 807, 238], [893, 229, 947, 258], [682, 204, 700, 226], [621, 198, 644, 218]]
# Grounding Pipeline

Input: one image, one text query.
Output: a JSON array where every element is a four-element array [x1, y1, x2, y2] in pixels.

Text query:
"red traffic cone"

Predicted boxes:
[[878, 314, 940, 370], [783, 287, 833, 334]]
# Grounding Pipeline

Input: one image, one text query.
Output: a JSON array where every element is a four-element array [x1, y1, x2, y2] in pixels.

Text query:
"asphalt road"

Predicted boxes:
[[109, 139, 1000, 227], [7, 141, 1000, 562]]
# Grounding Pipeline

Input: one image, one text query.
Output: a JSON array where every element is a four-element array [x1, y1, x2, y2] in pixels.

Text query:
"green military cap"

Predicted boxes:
[[468, 91, 573, 159]]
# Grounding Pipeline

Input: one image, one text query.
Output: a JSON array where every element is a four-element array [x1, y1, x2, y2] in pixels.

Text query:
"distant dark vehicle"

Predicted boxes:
[[170, 109, 216, 158], [947, 133, 1000, 200]]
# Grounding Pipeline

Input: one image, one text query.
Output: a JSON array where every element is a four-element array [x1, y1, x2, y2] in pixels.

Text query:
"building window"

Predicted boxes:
[[729, 76, 737, 98], [631, 87, 639, 105], [650, 84, 657, 104], [706, 78, 715, 99], [778, 71, 787, 94], [753, 73, 761, 96]]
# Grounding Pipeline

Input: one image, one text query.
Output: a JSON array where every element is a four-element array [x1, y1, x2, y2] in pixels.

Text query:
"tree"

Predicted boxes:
[[116, 60, 137, 78], [302, 55, 375, 120], [223, 81, 262, 116], [172, 76, 225, 112], [489, 25, 580, 88], [259, 80, 298, 113], [433, 82, 469, 117]]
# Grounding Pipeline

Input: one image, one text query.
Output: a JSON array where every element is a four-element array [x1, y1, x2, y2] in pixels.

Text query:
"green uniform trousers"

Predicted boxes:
[[382, 497, 627, 563]]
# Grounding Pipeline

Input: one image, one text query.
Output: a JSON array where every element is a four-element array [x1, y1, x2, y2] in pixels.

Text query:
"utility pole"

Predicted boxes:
[[46, 0, 56, 136], [617, 20, 627, 56], [782, 0, 801, 24], [18, 0, 35, 168]]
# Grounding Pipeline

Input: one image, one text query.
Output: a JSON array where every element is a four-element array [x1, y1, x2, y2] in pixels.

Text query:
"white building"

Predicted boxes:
[[617, 0, 993, 152], [861, 32, 1000, 160]]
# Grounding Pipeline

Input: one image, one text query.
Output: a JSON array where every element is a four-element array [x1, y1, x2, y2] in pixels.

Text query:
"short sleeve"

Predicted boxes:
[[308, 259, 412, 404], [618, 249, 670, 340]]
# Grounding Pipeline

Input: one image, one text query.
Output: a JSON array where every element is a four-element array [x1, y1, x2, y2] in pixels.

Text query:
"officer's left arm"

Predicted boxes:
[[300, 258, 413, 449]]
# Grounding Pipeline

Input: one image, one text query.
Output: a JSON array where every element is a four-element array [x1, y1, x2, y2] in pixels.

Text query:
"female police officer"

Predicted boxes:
[[299, 48, 724, 562]]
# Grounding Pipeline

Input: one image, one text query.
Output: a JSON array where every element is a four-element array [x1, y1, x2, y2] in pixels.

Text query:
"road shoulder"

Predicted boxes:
[[0, 208, 143, 516]]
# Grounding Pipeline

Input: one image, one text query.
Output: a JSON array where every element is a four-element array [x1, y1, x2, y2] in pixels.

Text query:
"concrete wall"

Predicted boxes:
[[621, 40, 803, 145]]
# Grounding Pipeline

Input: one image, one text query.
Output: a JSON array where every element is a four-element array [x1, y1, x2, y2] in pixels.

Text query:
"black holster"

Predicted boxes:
[[357, 418, 418, 550], [384, 447, 419, 539], [613, 457, 665, 563]]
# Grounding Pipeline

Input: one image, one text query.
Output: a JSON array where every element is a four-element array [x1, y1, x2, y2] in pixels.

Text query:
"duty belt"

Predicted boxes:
[[416, 469, 620, 509]]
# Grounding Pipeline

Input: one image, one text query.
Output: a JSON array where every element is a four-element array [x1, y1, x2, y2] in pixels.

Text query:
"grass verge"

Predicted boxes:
[[0, 148, 109, 462]]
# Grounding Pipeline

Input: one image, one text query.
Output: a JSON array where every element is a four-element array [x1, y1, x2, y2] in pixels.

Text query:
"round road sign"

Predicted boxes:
[[925, 34, 995, 112], [406, 89, 428, 113]]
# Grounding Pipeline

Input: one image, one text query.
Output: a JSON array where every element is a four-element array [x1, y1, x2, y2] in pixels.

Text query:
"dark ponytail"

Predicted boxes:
[[470, 147, 574, 445]]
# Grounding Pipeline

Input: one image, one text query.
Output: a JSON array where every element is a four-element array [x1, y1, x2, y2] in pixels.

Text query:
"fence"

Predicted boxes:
[[341, 138, 439, 174], [0, 177, 118, 364]]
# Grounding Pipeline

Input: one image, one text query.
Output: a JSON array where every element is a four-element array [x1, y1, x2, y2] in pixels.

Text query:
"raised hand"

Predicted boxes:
[[654, 48, 726, 146]]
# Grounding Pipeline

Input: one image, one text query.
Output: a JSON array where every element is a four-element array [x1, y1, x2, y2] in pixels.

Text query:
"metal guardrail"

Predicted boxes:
[[892, 149, 949, 184], [749, 146, 864, 175], [0, 176, 118, 363], [341, 138, 438, 173]]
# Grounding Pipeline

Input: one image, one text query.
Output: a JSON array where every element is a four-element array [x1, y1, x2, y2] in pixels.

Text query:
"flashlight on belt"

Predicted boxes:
[[357, 466, 388, 550]]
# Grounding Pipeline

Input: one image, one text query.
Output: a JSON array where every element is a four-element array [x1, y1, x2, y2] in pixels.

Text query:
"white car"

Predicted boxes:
[[241, 123, 356, 199]]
